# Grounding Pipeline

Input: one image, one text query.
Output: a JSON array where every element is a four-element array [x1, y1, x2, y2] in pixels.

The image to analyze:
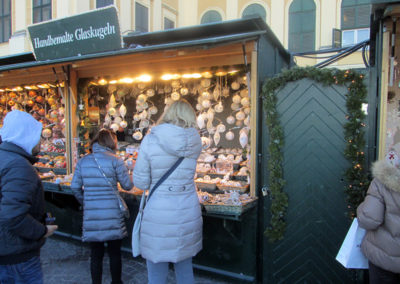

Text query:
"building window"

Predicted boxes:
[[96, 0, 113, 9], [33, 0, 52, 24], [242, 3, 266, 22], [200, 10, 222, 24], [288, 0, 316, 53], [0, 0, 11, 43], [164, 18, 174, 30], [135, 2, 148, 32], [341, 0, 371, 47]]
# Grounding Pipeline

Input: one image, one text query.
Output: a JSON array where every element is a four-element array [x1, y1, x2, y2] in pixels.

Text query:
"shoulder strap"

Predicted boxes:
[[93, 154, 117, 193], [147, 157, 184, 203]]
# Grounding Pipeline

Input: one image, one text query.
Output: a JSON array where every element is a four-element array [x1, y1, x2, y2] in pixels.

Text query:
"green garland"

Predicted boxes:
[[261, 66, 370, 242]]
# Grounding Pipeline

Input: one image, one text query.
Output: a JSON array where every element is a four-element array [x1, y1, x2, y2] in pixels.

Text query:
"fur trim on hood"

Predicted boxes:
[[372, 159, 400, 193]]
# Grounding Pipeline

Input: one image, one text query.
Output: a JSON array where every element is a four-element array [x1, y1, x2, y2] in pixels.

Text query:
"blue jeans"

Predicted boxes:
[[0, 256, 43, 284], [146, 257, 194, 284]]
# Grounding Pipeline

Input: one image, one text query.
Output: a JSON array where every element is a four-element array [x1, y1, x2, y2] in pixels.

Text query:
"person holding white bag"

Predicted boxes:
[[357, 151, 400, 284], [133, 99, 202, 284]]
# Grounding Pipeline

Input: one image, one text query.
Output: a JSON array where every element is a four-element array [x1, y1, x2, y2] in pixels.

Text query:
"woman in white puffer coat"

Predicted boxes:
[[133, 99, 202, 284]]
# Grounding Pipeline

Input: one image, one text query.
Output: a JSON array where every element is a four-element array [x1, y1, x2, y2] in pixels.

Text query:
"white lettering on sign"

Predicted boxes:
[[33, 22, 117, 49]]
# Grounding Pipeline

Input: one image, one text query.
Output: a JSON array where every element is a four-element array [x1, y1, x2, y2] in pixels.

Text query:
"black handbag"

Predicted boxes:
[[93, 154, 130, 219]]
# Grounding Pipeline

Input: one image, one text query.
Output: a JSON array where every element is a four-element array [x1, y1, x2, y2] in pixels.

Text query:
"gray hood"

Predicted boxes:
[[150, 123, 202, 158], [372, 159, 400, 193]]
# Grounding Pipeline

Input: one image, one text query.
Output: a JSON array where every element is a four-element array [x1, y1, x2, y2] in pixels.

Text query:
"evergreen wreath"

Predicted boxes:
[[261, 66, 370, 242]]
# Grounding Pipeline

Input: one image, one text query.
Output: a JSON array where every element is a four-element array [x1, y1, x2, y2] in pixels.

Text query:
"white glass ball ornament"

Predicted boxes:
[[231, 81, 240, 90], [142, 102, 149, 109], [171, 80, 180, 89], [171, 91, 180, 101], [232, 94, 241, 104], [136, 104, 144, 112], [214, 102, 224, 113], [201, 79, 211, 88], [132, 131, 143, 140], [120, 120, 128, 128], [119, 104, 127, 118], [225, 131, 234, 141], [42, 128, 52, 138], [241, 97, 250, 107], [202, 99, 211, 109], [139, 110, 148, 120], [226, 115, 235, 124], [137, 94, 147, 103], [244, 107, 251, 115], [149, 106, 158, 115], [146, 89, 155, 97], [217, 123, 226, 133], [110, 123, 119, 132], [236, 111, 245, 121], [231, 103, 240, 111], [133, 114, 140, 121], [196, 103, 203, 111], [202, 91, 211, 100], [240, 89, 248, 97], [114, 116, 122, 124], [180, 87, 189, 96], [208, 126, 216, 135], [108, 107, 116, 116]]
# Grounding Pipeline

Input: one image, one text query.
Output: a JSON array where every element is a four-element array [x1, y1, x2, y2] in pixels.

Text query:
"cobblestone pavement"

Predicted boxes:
[[41, 235, 243, 284]]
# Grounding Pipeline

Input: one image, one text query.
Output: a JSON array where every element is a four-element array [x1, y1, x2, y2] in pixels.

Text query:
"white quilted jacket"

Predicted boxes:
[[133, 123, 203, 263]]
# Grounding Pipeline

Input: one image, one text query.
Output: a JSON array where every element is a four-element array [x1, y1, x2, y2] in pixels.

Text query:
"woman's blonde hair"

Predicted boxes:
[[157, 99, 197, 128]]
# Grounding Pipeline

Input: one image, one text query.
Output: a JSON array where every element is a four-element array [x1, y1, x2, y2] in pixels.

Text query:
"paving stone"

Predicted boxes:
[[41, 236, 242, 284]]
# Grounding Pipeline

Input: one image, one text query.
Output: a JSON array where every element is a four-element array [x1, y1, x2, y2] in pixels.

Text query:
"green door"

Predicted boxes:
[[261, 78, 355, 283]]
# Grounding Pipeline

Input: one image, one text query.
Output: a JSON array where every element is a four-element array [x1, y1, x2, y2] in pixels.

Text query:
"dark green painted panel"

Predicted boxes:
[[261, 78, 357, 283]]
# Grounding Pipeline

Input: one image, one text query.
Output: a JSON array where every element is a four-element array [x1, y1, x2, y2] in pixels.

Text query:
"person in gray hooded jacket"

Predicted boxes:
[[71, 129, 133, 284], [357, 151, 400, 284]]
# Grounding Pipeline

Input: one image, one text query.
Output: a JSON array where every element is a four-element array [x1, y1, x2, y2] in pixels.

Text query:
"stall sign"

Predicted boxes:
[[28, 6, 122, 61]]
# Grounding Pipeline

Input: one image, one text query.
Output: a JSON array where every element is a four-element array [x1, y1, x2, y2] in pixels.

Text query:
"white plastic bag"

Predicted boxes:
[[132, 190, 146, 257], [336, 218, 369, 269]]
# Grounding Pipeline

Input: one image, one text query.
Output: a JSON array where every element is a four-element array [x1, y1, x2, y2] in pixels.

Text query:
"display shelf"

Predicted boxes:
[[201, 204, 256, 221]]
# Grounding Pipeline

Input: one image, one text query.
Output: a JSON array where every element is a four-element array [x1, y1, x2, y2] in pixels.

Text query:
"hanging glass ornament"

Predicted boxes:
[[133, 113, 141, 121], [225, 131, 234, 141], [202, 99, 211, 108], [196, 103, 203, 111], [120, 120, 128, 128], [244, 107, 251, 115], [171, 80, 180, 89], [208, 127, 216, 135], [180, 87, 189, 96], [119, 104, 127, 118], [201, 136, 211, 149], [239, 131, 249, 148], [231, 81, 240, 90], [206, 120, 213, 131], [105, 114, 112, 125], [207, 108, 215, 120], [138, 83, 146, 90], [217, 123, 226, 133], [114, 116, 122, 124], [137, 94, 147, 103], [42, 128, 52, 138], [240, 89, 248, 97], [164, 85, 172, 93], [139, 110, 148, 120], [201, 79, 211, 88], [197, 115, 205, 129], [139, 119, 149, 128], [214, 102, 224, 113], [110, 123, 119, 132], [171, 91, 180, 101], [231, 103, 240, 111], [149, 106, 158, 115], [244, 115, 250, 126], [226, 115, 235, 124], [213, 85, 221, 101], [109, 94, 116, 108], [112, 109, 120, 118], [222, 86, 230, 97], [232, 94, 241, 104], [202, 91, 211, 100], [132, 131, 143, 140], [108, 107, 116, 116], [214, 131, 220, 145], [236, 111, 245, 121], [146, 89, 155, 97], [241, 97, 250, 107], [236, 120, 243, 127]]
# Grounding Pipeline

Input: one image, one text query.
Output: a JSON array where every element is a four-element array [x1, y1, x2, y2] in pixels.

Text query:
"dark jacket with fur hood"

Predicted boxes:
[[357, 159, 400, 273]]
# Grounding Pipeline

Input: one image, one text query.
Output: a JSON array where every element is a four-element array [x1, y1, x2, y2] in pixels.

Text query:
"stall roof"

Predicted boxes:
[[0, 17, 290, 74]]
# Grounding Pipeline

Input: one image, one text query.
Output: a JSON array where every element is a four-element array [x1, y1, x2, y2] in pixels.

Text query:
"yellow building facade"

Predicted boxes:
[[1, 0, 369, 68]]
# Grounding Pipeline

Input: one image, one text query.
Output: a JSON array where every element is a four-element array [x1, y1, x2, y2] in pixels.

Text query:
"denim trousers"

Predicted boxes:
[[90, 239, 123, 284], [146, 257, 194, 284], [368, 261, 400, 284], [0, 256, 43, 284]]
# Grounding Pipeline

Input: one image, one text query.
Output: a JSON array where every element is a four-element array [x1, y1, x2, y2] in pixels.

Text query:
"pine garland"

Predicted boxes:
[[261, 66, 369, 242]]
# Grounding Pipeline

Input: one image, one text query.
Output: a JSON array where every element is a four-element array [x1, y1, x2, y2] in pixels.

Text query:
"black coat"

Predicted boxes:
[[0, 142, 47, 264]]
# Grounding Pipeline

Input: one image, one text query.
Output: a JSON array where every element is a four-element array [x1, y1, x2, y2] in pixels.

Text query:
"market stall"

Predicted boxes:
[[0, 16, 291, 282]]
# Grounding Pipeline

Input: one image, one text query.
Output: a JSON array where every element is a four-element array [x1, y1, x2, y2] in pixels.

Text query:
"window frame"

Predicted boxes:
[[0, 0, 11, 43], [241, 3, 266, 22], [135, 1, 149, 33], [200, 10, 223, 25], [32, 0, 52, 24], [96, 0, 114, 9]]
